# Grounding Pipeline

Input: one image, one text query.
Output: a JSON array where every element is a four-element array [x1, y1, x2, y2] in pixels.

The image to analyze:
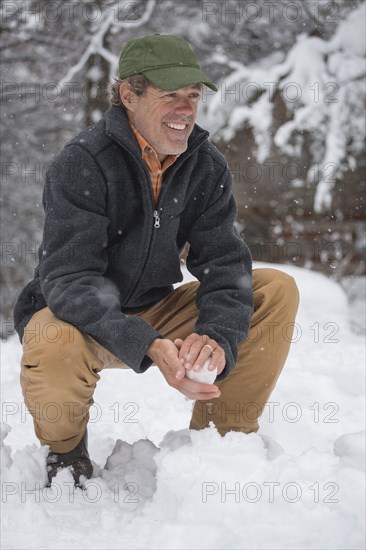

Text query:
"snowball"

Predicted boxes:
[[185, 358, 217, 384]]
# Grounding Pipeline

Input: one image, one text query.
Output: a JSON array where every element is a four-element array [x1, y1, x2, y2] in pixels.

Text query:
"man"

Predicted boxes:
[[13, 34, 299, 486]]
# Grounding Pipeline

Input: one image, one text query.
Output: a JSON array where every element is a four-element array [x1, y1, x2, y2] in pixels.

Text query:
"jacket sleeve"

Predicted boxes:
[[38, 144, 162, 373], [186, 166, 253, 381]]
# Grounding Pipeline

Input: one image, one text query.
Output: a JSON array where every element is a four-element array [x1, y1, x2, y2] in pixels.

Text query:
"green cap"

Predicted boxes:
[[117, 34, 218, 92]]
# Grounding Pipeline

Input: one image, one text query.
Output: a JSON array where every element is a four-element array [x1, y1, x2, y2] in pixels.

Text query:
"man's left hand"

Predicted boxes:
[[174, 333, 226, 376]]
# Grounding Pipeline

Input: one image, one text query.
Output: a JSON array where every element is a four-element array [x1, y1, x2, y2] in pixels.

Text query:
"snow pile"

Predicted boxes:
[[1, 422, 13, 470], [1, 424, 48, 487], [151, 427, 365, 550], [100, 438, 159, 509], [342, 276, 366, 335], [334, 431, 366, 471], [1, 263, 365, 549]]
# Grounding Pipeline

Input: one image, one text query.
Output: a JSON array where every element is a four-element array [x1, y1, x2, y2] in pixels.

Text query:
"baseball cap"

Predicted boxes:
[[117, 34, 218, 92]]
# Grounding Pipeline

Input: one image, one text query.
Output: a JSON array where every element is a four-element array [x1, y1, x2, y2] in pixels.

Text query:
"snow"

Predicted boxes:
[[56, 0, 157, 87], [199, 2, 366, 213], [342, 276, 366, 335], [1, 263, 365, 549], [186, 358, 217, 384]]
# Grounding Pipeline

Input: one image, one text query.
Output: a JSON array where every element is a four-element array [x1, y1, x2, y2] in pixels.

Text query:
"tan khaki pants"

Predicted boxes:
[[20, 268, 299, 452]]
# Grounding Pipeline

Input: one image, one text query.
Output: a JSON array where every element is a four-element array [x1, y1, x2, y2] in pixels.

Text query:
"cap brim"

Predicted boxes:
[[142, 66, 218, 92]]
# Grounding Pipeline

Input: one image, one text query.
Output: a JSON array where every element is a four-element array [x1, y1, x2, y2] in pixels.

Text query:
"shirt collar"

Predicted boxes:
[[128, 120, 180, 163]]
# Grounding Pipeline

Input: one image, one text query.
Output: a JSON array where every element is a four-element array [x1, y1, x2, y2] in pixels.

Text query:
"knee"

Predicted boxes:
[[23, 307, 89, 366], [254, 268, 299, 307], [270, 268, 298, 300]]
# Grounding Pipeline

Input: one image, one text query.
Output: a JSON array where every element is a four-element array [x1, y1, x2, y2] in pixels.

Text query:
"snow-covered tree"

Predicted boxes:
[[201, 1, 365, 213]]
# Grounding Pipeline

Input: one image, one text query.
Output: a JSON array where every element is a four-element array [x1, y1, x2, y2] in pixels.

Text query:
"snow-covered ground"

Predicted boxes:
[[1, 263, 365, 550]]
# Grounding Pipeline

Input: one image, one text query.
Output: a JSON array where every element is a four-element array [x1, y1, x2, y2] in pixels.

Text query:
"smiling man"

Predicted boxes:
[[121, 82, 201, 158], [14, 34, 299, 486]]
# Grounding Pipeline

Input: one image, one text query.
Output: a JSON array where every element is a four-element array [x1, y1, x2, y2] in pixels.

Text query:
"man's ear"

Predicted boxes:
[[119, 82, 137, 113]]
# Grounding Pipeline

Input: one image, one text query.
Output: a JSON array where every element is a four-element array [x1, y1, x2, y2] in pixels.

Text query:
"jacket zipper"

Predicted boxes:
[[107, 123, 208, 304], [121, 154, 160, 303], [153, 210, 160, 228]]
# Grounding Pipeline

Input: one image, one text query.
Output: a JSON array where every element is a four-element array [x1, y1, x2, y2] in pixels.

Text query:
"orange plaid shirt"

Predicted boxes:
[[130, 122, 179, 207]]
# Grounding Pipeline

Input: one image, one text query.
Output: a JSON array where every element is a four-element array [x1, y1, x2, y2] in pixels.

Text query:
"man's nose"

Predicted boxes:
[[174, 97, 195, 116]]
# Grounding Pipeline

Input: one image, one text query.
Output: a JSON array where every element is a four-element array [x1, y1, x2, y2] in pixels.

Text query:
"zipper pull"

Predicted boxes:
[[153, 210, 160, 228]]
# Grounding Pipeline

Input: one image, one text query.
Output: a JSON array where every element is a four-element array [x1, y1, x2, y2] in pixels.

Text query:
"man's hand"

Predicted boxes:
[[174, 333, 226, 376], [146, 338, 221, 400]]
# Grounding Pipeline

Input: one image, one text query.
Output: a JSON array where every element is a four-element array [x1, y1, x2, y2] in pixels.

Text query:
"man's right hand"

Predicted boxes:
[[146, 338, 221, 401]]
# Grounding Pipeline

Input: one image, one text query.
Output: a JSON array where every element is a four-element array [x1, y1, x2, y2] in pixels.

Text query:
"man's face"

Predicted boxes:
[[123, 84, 202, 161]]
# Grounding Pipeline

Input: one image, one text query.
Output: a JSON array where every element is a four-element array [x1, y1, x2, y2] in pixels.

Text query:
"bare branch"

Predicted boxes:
[[57, 0, 156, 87]]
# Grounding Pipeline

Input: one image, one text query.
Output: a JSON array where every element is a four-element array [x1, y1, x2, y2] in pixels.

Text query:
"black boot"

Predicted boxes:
[[46, 431, 93, 487]]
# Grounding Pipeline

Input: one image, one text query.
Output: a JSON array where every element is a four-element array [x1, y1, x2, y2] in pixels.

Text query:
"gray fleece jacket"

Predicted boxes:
[[13, 105, 253, 381]]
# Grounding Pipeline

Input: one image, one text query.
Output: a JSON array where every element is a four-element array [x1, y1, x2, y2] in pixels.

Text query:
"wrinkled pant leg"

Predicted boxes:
[[190, 268, 300, 435], [20, 307, 102, 453], [18, 284, 200, 453]]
